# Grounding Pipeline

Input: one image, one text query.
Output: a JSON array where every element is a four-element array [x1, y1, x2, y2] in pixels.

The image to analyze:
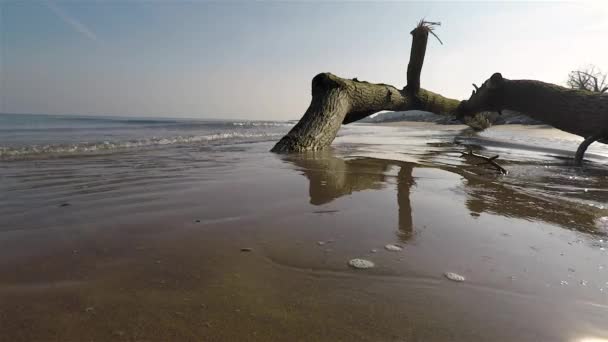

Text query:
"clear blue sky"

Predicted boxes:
[[1, 1, 607, 120]]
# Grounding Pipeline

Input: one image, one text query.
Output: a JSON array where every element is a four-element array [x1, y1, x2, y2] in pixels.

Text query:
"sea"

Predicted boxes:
[[0, 113, 294, 160], [2, 112, 608, 340], [2, 111, 607, 222], [2, 112, 607, 164]]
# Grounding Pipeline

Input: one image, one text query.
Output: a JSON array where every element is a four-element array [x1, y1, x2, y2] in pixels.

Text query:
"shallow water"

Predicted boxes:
[[0, 113, 291, 159], [1, 119, 608, 341]]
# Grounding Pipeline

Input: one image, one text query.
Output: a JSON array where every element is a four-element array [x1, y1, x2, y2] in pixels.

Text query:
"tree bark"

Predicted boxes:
[[574, 133, 605, 166], [406, 21, 435, 95], [271, 21, 462, 153]]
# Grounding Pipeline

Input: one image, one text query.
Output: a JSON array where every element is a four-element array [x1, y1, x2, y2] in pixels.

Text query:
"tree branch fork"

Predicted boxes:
[[271, 21, 464, 153]]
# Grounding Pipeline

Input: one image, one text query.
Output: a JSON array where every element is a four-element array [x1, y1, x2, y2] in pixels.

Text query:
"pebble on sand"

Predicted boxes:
[[384, 244, 403, 252], [444, 272, 466, 282], [348, 258, 375, 269], [317, 239, 335, 246], [240, 248, 252, 252]]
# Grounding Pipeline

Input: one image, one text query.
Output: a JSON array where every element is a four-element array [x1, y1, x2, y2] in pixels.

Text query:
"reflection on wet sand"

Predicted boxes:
[[285, 150, 605, 238], [444, 146, 606, 233], [459, 171, 602, 233], [2, 137, 608, 341], [285, 152, 415, 240]]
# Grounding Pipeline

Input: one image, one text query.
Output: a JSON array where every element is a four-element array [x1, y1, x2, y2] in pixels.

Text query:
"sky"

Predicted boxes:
[[1, 1, 607, 120]]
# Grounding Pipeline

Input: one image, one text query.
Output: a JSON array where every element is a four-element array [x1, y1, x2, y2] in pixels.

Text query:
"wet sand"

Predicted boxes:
[[1, 123, 608, 341]]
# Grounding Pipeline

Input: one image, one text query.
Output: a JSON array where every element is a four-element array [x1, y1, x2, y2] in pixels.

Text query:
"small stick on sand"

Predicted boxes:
[[460, 150, 507, 175]]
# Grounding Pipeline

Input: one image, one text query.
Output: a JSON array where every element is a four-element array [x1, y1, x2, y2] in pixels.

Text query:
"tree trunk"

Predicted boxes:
[[271, 21, 462, 153], [271, 74, 460, 153]]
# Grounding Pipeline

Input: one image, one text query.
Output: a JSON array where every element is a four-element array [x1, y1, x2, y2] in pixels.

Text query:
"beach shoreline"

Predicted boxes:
[[1, 122, 608, 341]]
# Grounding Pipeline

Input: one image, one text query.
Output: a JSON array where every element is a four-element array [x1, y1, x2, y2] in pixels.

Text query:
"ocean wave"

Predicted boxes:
[[0, 132, 282, 160], [0, 121, 291, 133]]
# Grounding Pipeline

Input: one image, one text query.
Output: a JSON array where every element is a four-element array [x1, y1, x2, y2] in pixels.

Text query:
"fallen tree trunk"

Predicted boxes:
[[458, 72, 608, 165], [271, 20, 607, 165], [271, 74, 461, 152], [271, 21, 462, 153]]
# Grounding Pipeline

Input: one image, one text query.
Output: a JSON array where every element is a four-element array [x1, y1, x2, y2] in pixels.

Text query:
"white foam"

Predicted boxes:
[[0, 132, 282, 160], [232, 121, 293, 127], [348, 258, 375, 269]]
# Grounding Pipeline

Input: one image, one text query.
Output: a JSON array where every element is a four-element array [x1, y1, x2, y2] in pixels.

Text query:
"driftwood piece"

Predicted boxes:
[[460, 150, 508, 175]]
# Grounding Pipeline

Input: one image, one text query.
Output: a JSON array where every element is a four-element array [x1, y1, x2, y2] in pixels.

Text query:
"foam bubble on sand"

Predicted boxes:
[[348, 259, 375, 269], [444, 272, 466, 282], [384, 244, 403, 251], [0, 132, 283, 160]]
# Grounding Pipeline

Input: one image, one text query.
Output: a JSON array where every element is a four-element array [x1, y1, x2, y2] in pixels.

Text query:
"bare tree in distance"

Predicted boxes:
[[567, 65, 608, 93]]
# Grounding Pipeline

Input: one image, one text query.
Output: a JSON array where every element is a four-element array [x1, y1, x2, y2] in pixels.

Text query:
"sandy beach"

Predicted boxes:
[[3, 0, 608, 340], [1, 122, 608, 341]]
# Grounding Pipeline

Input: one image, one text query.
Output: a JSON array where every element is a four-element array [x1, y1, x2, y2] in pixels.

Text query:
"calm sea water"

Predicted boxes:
[[1, 112, 607, 215], [1, 113, 608, 341], [0, 113, 294, 159]]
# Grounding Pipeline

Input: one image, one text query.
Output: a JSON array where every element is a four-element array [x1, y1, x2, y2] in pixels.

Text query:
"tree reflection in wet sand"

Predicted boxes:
[[284, 150, 605, 239]]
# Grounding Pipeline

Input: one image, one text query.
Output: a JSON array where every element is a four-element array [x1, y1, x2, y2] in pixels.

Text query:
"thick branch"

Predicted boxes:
[[406, 21, 441, 94], [271, 73, 461, 153], [271, 19, 460, 153], [575, 133, 604, 166], [406, 25, 428, 94]]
